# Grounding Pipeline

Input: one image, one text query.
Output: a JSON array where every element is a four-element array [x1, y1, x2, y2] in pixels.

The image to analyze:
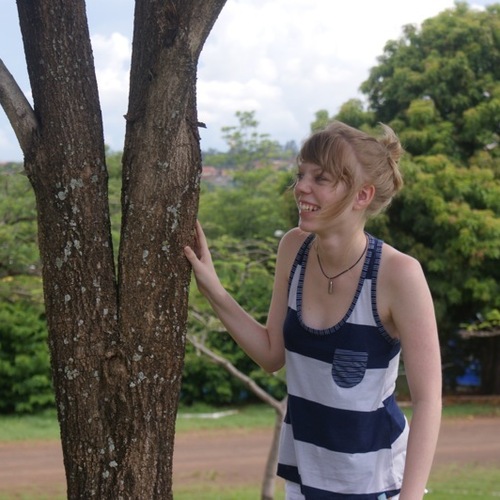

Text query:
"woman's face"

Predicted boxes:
[[294, 162, 348, 232]]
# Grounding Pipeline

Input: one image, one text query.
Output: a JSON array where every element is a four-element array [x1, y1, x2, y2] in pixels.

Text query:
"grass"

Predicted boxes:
[[428, 464, 500, 499], [440, 400, 500, 419], [0, 409, 60, 442], [1, 401, 498, 442], [174, 484, 285, 499], [0, 404, 279, 442], [175, 403, 278, 432]]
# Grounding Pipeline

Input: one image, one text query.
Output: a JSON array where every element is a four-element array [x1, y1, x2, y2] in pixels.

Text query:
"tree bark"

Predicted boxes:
[[0, 59, 37, 153], [7, 0, 226, 498]]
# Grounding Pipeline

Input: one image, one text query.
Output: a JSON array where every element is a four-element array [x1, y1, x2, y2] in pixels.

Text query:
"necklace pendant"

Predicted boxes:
[[328, 279, 334, 295]]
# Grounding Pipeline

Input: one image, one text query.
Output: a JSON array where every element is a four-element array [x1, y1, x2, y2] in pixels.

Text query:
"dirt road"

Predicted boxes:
[[0, 416, 499, 497]]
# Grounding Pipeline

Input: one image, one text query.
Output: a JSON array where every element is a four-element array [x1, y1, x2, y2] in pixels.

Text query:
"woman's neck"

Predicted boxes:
[[314, 229, 367, 273]]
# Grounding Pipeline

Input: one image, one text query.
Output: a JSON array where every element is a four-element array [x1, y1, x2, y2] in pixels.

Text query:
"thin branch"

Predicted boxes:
[[187, 333, 283, 412], [0, 58, 38, 155]]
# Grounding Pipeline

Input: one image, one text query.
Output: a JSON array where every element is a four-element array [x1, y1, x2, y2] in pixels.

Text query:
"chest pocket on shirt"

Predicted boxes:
[[331, 349, 369, 388]]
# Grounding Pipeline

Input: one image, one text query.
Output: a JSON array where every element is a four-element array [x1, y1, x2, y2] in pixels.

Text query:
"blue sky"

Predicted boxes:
[[0, 0, 495, 162]]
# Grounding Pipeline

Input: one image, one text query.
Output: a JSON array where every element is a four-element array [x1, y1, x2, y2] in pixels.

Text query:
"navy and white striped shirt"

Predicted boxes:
[[277, 233, 408, 499]]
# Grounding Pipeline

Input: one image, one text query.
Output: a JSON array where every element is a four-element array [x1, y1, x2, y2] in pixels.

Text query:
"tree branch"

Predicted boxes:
[[187, 333, 283, 412], [0, 58, 38, 156]]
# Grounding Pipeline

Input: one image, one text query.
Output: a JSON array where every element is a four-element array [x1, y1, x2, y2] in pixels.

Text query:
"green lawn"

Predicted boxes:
[[428, 464, 500, 499], [0, 401, 499, 442]]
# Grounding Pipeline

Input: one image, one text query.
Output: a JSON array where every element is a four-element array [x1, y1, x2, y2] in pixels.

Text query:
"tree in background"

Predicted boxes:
[[0, 169, 52, 413], [220, 110, 283, 169], [184, 235, 288, 500], [0, 1, 226, 497], [0, 167, 40, 301], [0, 302, 52, 413], [199, 166, 295, 240], [311, 100, 375, 134], [361, 2, 500, 161]]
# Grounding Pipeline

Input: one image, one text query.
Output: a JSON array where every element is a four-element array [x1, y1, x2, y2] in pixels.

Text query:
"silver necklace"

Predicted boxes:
[[316, 235, 368, 294]]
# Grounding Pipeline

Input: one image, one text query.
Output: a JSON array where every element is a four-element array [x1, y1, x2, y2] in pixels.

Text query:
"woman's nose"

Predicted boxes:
[[295, 176, 311, 193]]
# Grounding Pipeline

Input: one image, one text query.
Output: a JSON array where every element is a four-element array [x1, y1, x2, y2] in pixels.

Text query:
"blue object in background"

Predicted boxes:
[[456, 358, 481, 387]]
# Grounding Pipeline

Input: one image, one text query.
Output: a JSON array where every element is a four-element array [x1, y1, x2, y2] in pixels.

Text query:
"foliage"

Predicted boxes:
[[204, 111, 298, 170], [309, 4, 500, 392], [360, 2, 500, 161], [314, 5, 500, 346], [187, 162, 294, 407], [0, 168, 52, 414], [106, 150, 123, 262], [0, 302, 53, 413], [384, 155, 500, 335], [199, 165, 296, 240], [219, 110, 283, 169], [0, 168, 42, 303], [310, 100, 376, 133], [460, 308, 500, 334], [183, 236, 287, 406]]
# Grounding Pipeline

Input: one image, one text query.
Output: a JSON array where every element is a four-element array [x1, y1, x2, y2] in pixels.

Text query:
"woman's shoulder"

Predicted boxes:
[[279, 227, 312, 253], [379, 241, 426, 286], [276, 227, 312, 271]]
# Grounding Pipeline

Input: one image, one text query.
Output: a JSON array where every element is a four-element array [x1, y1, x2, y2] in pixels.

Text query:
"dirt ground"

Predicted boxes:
[[0, 416, 499, 497]]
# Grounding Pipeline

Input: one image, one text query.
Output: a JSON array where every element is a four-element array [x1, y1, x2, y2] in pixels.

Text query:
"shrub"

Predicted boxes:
[[0, 302, 54, 413]]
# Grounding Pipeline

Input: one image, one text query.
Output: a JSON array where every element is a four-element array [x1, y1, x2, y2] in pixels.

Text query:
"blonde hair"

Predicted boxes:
[[297, 121, 404, 218]]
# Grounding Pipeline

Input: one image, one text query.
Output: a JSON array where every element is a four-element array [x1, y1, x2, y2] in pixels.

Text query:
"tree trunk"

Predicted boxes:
[[480, 336, 500, 394], [10, 0, 227, 498]]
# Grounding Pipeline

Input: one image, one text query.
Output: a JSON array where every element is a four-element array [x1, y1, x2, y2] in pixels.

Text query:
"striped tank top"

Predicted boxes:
[[277, 233, 408, 499]]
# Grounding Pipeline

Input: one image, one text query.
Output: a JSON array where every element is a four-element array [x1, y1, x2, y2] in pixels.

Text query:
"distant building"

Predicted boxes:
[[201, 166, 232, 187]]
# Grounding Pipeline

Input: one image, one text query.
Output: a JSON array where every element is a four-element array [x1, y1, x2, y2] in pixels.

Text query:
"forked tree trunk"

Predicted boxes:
[[5, 0, 226, 497]]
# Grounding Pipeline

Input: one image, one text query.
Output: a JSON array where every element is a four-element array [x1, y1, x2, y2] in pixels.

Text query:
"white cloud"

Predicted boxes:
[[196, 0, 458, 150], [91, 32, 131, 151]]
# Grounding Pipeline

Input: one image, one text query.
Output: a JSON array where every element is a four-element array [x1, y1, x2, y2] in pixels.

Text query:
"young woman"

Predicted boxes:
[[184, 121, 442, 499]]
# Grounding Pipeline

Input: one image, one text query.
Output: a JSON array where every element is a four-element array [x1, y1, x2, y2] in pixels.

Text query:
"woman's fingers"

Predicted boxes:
[[184, 221, 210, 267], [183, 244, 196, 263], [194, 221, 208, 256]]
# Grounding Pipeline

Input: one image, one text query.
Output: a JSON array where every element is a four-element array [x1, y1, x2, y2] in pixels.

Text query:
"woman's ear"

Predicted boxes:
[[354, 184, 375, 210]]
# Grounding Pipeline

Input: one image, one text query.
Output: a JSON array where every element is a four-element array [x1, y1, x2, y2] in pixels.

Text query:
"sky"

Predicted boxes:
[[0, 0, 495, 162]]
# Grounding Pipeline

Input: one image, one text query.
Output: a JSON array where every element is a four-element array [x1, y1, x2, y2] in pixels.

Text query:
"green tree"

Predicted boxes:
[[0, 302, 53, 413], [221, 110, 283, 169], [360, 2, 500, 161], [310, 109, 331, 133], [385, 155, 500, 332], [199, 166, 295, 240], [0, 168, 41, 302], [311, 100, 376, 133], [185, 235, 287, 499]]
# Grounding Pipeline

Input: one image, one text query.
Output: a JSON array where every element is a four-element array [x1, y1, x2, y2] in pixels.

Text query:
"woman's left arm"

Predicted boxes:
[[385, 251, 442, 500]]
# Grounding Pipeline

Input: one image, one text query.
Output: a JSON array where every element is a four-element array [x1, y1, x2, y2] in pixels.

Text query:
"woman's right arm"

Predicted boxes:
[[183, 221, 300, 373]]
